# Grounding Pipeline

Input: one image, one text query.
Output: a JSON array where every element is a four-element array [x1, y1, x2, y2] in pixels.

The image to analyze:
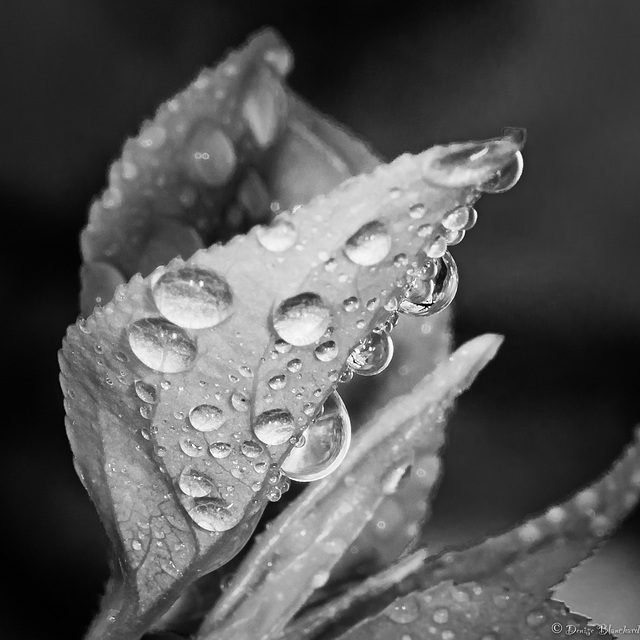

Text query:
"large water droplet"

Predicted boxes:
[[481, 150, 524, 193], [253, 408, 296, 446], [179, 467, 214, 497], [184, 123, 236, 187], [347, 330, 394, 376], [281, 391, 351, 482], [273, 293, 331, 346], [399, 252, 458, 317], [256, 218, 297, 252], [188, 497, 239, 532], [241, 440, 263, 459], [189, 404, 225, 432], [134, 380, 157, 404], [128, 317, 197, 373], [210, 442, 232, 458], [152, 267, 233, 330], [315, 340, 338, 362], [344, 221, 392, 266]]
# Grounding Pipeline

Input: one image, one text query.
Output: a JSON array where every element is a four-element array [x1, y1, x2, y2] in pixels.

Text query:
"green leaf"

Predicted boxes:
[[198, 335, 502, 640], [281, 427, 640, 639], [333, 582, 615, 640]]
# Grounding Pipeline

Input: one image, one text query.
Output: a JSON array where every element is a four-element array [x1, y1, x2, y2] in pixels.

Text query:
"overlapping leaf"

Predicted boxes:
[[281, 427, 640, 639]]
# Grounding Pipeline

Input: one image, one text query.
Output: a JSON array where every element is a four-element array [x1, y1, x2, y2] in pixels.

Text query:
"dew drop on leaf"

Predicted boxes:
[[314, 340, 338, 362], [187, 497, 239, 532], [442, 206, 472, 231], [344, 220, 392, 266], [128, 317, 197, 373], [184, 122, 236, 187], [188, 404, 225, 432], [388, 597, 419, 624], [253, 408, 296, 446], [347, 330, 394, 376], [180, 437, 206, 458], [399, 252, 458, 317], [134, 380, 157, 404], [231, 391, 249, 412], [241, 440, 263, 459], [256, 218, 297, 252], [152, 266, 233, 330], [209, 442, 232, 459], [425, 235, 448, 259], [178, 467, 215, 497], [481, 150, 524, 193], [281, 391, 351, 482], [272, 292, 332, 346]]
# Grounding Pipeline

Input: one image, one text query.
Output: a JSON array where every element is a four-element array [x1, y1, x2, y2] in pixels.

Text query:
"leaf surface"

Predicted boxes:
[[198, 335, 502, 640]]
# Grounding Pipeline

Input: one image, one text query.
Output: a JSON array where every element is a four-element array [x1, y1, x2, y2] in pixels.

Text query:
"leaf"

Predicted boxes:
[[197, 335, 503, 640], [281, 426, 640, 639], [61, 28, 523, 640], [333, 581, 615, 640]]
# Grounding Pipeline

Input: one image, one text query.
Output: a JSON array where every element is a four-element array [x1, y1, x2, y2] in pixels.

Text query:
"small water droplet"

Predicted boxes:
[[189, 404, 224, 432], [281, 391, 351, 482], [132, 540, 142, 551], [185, 123, 236, 186], [273, 293, 332, 346], [241, 440, 263, 459], [347, 331, 394, 376], [269, 374, 286, 389], [152, 267, 233, 330], [179, 467, 214, 497], [254, 408, 296, 445], [432, 607, 449, 624], [239, 365, 253, 378], [409, 203, 425, 219], [425, 235, 448, 259], [231, 391, 249, 412], [134, 380, 157, 404], [399, 252, 458, 317], [287, 358, 302, 373], [388, 597, 419, 624], [344, 221, 392, 266], [180, 437, 205, 458], [128, 317, 197, 373], [274, 339, 292, 354], [188, 497, 239, 532], [481, 150, 524, 193], [139, 405, 153, 420], [443, 206, 472, 231], [210, 442, 232, 458], [256, 218, 297, 252], [315, 340, 338, 362]]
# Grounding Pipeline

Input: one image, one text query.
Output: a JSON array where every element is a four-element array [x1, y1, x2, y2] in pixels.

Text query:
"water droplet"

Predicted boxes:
[[575, 489, 599, 512], [399, 252, 458, 317], [134, 380, 157, 404], [388, 597, 419, 624], [188, 404, 224, 432], [179, 467, 214, 497], [281, 391, 351, 482], [188, 497, 239, 532], [518, 523, 542, 544], [269, 374, 286, 389], [273, 293, 332, 346], [432, 607, 449, 624], [138, 124, 166, 149], [274, 339, 292, 354], [180, 437, 205, 458], [315, 340, 338, 362], [254, 408, 296, 446], [347, 331, 394, 376], [546, 506, 566, 524], [241, 440, 263, 459], [344, 221, 392, 266], [481, 150, 524, 193], [409, 203, 425, 219], [230, 391, 249, 412], [425, 235, 448, 259], [185, 123, 236, 186], [256, 218, 297, 252], [128, 317, 197, 373], [443, 206, 472, 231], [140, 405, 153, 420], [210, 442, 232, 458], [287, 359, 302, 373], [152, 266, 233, 330], [132, 540, 142, 551], [343, 297, 359, 312]]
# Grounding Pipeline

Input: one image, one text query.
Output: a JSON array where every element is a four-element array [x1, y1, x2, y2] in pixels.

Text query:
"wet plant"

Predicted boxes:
[[59, 30, 640, 640]]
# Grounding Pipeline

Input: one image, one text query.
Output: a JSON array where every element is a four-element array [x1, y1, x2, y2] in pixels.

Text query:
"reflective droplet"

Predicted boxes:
[[180, 437, 205, 458], [269, 375, 286, 390], [189, 404, 224, 432], [134, 380, 157, 404], [281, 391, 351, 482], [128, 318, 197, 373], [399, 252, 458, 317], [425, 235, 448, 259], [210, 442, 232, 458], [241, 440, 263, 459], [273, 293, 331, 346], [185, 123, 236, 186], [432, 607, 449, 624], [231, 392, 249, 412], [256, 218, 297, 252], [343, 296, 359, 312], [388, 597, 419, 624], [481, 150, 524, 193], [315, 340, 338, 362], [179, 467, 214, 497], [188, 497, 239, 532], [344, 221, 392, 266], [442, 206, 472, 231], [254, 408, 296, 446], [152, 266, 233, 330], [287, 359, 302, 373], [274, 339, 292, 354], [347, 331, 394, 377]]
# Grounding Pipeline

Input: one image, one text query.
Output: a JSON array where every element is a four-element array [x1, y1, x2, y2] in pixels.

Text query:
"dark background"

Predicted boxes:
[[1, 1, 639, 638]]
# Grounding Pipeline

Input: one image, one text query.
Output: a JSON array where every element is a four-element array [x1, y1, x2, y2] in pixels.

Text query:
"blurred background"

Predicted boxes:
[[1, 0, 639, 637]]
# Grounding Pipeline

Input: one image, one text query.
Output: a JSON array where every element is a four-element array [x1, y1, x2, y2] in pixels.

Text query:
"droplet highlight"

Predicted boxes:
[[344, 221, 392, 266], [273, 293, 331, 346]]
